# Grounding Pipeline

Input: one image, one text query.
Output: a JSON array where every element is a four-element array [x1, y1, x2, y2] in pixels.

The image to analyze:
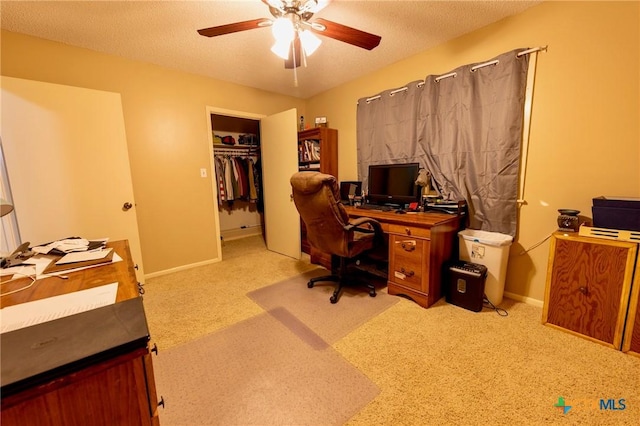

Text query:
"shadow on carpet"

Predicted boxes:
[[154, 312, 380, 425], [247, 269, 399, 344]]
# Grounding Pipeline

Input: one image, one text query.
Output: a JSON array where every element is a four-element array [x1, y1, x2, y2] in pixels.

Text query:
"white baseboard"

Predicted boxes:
[[221, 226, 262, 242], [504, 290, 544, 308], [144, 257, 222, 280]]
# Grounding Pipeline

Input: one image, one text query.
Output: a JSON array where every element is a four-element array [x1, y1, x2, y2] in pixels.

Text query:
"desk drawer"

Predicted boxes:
[[389, 236, 427, 291], [388, 224, 431, 239]]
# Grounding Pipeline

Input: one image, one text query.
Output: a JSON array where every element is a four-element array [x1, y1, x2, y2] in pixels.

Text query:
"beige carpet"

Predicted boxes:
[[247, 269, 398, 344], [153, 312, 380, 426], [144, 235, 640, 425]]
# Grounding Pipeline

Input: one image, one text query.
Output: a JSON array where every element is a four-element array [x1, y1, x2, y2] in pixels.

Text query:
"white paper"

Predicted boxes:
[[0, 283, 118, 333], [55, 248, 113, 265], [0, 252, 121, 278]]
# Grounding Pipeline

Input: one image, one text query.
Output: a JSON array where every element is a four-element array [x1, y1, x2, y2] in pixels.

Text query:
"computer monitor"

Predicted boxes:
[[367, 163, 420, 207], [339, 181, 362, 202]]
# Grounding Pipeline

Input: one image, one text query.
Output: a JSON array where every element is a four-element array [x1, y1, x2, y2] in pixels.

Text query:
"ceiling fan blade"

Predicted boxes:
[[311, 18, 381, 50], [197, 18, 270, 37], [284, 37, 302, 69]]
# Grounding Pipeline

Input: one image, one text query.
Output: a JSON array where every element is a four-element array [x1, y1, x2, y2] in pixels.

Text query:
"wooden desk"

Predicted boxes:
[[344, 206, 460, 308], [1, 240, 160, 426]]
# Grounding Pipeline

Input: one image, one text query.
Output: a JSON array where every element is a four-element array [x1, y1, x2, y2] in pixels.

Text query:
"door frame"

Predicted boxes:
[[205, 106, 265, 260]]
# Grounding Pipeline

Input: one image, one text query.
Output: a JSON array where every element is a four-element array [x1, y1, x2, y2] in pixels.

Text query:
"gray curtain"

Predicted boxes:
[[356, 49, 529, 236], [356, 80, 425, 191]]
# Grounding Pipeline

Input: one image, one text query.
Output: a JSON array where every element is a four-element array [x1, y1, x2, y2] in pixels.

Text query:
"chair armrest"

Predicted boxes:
[[345, 217, 383, 235]]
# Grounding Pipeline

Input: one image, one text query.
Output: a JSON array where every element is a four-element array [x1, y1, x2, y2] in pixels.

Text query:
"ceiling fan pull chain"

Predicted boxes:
[[292, 40, 299, 87]]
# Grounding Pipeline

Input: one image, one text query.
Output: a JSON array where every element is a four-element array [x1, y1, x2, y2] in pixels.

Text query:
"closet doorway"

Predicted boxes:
[[206, 106, 302, 262], [208, 108, 264, 258]]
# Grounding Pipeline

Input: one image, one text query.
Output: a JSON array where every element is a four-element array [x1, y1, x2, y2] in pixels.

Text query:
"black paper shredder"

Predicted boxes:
[[446, 261, 488, 312]]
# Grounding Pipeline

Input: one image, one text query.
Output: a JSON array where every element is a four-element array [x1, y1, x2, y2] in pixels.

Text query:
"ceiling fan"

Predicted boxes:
[[197, 0, 382, 69]]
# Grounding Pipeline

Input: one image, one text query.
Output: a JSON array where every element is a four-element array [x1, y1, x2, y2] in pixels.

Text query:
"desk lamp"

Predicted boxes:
[[0, 198, 14, 217]]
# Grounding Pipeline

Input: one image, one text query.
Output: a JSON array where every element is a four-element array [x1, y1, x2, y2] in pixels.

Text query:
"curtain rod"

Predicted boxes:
[[471, 59, 499, 72], [360, 46, 547, 104], [517, 46, 547, 57], [434, 72, 457, 83]]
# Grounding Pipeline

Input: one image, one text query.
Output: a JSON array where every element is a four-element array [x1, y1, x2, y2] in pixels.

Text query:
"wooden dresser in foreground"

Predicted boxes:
[[542, 232, 640, 356], [1, 240, 161, 425]]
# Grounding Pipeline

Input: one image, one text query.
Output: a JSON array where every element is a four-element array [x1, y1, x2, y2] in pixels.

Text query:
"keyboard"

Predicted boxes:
[[356, 203, 392, 211]]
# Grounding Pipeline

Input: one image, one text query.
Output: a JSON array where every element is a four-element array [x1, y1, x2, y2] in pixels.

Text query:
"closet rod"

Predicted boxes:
[[214, 147, 259, 154]]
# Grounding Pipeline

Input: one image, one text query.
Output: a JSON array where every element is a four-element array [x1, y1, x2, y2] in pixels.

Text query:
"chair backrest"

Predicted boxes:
[[290, 172, 351, 257]]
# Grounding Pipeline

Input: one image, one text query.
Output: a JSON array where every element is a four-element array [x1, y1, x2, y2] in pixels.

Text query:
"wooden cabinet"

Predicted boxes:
[[542, 233, 640, 355], [0, 241, 161, 425], [298, 127, 338, 261], [1, 346, 160, 426]]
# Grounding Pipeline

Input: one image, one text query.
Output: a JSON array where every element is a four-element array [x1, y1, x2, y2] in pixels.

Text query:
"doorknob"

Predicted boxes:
[[122, 202, 133, 211]]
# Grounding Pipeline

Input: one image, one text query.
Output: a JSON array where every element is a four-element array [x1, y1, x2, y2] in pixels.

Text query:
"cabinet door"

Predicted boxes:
[[622, 263, 640, 356], [543, 235, 636, 348]]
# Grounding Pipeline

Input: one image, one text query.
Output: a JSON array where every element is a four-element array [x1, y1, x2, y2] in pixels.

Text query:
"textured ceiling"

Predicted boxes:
[[1, 0, 541, 99]]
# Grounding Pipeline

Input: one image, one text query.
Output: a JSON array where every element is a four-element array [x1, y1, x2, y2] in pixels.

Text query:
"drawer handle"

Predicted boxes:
[[400, 267, 415, 277], [579, 286, 588, 295], [405, 227, 412, 236], [401, 242, 416, 252]]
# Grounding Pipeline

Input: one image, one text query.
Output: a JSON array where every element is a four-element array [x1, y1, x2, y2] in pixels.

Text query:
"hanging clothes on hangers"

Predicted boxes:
[[213, 148, 261, 208]]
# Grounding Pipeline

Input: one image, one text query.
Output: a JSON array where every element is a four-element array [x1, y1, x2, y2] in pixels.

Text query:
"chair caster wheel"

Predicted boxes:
[[330, 295, 338, 304], [307, 281, 314, 288], [369, 290, 376, 297]]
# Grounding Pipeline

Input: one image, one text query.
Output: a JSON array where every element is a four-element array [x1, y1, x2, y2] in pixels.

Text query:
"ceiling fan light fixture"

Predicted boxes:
[[271, 39, 292, 60], [299, 29, 321, 56], [271, 17, 295, 43], [264, 0, 285, 9]]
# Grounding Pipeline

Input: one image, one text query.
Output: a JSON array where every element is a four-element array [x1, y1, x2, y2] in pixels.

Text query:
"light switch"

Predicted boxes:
[[200, 168, 207, 178]]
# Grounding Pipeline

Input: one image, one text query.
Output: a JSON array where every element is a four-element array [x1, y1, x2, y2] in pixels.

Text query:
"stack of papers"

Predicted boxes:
[[43, 248, 114, 274], [32, 238, 108, 255]]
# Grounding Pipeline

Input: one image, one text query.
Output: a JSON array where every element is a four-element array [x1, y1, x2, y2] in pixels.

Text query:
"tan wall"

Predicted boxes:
[[307, 1, 640, 303], [1, 31, 305, 275], [2, 1, 638, 303]]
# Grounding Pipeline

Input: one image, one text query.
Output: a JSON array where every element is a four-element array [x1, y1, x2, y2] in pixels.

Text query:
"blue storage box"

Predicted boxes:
[[592, 196, 640, 232]]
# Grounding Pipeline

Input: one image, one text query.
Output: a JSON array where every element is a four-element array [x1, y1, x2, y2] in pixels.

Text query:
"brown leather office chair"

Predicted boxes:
[[290, 172, 383, 303]]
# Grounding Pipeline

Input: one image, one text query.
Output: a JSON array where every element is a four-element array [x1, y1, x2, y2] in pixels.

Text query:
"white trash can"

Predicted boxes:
[[458, 229, 513, 306]]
